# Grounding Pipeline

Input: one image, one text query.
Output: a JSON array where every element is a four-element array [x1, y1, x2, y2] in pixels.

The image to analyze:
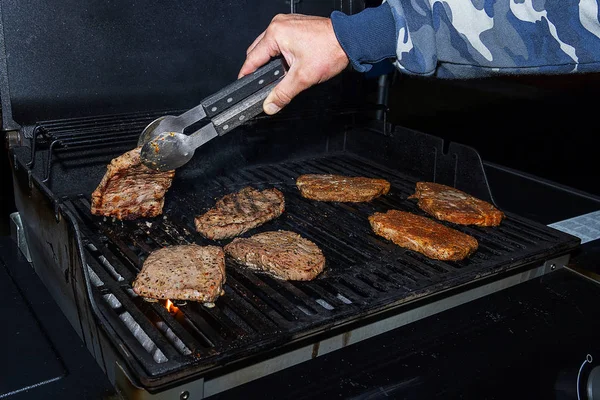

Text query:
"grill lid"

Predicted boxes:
[[0, 0, 362, 130]]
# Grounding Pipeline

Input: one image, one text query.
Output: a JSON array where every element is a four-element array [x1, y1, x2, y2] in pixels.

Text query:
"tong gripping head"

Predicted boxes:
[[138, 58, 286, 149], [138, 116, 171, 147], [138, 58, 287, 170]]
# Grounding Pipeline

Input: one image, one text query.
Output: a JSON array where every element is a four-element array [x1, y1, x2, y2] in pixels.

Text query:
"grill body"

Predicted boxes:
[[9, 114, 580, 397]]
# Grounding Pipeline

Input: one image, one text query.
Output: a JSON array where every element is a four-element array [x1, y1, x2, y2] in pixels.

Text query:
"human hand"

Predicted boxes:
[[238, 14, 349, 115]]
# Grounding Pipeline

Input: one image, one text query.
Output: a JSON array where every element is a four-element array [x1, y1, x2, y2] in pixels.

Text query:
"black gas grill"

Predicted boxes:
[[9, 108, 578, 394], [0, 1, 583, 398]]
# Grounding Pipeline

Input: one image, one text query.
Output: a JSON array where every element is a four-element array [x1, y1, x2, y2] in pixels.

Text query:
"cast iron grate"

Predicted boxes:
[[63, 152, 579, 388]]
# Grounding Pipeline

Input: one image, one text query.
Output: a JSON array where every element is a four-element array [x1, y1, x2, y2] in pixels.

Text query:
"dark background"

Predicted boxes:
[[0, 133, 12, 236], [371, 71, 600, 197]]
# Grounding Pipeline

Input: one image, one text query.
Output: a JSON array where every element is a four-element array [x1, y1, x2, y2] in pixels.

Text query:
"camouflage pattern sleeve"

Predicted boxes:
[[385, 0, 600, 78]]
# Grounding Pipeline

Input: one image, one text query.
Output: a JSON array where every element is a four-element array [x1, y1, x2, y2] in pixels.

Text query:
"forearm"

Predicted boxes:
[[332, 0, 600, 78]]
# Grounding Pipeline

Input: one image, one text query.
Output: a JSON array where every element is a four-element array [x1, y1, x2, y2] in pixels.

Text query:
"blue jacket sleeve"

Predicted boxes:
[[331, 3, 397, 73], [332, 0, 600, 78]]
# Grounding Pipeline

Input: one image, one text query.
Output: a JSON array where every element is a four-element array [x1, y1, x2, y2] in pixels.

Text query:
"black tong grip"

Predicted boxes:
[[201, 58, 286, 118], [211, 80, 280, 136]]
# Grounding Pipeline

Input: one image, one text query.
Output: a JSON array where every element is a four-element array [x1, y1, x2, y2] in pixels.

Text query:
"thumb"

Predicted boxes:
[[263, 66, 309, 115]]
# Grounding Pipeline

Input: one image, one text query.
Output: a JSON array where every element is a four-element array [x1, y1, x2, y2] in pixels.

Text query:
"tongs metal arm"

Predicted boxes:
[[139, 58, 286, 171], [138, 58, 286, 146]]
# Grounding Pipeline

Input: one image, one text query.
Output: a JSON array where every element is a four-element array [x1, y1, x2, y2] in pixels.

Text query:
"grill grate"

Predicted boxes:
[[63, 152, 578, 387]]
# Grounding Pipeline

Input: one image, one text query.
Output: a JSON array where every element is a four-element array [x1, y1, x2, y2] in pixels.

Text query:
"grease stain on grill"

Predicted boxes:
[[342, 331, 352, 347], [312, 342, 320, 358]]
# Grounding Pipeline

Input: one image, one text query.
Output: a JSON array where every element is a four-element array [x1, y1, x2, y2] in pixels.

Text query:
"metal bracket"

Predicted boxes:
[[10, 212, 32, 262], [542, 255, 568, 274]]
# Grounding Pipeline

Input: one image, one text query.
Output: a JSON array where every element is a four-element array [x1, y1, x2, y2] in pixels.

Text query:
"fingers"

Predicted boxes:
[[263, 65, 310, 115], [246, 31, 266, 55], [238, 33, 280, 78]]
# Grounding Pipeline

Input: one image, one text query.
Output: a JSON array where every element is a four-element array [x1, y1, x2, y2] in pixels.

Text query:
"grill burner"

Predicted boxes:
[[61, 152, 578, 389]]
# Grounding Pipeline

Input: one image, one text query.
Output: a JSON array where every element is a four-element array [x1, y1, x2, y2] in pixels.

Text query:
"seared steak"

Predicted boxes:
[[132, 245, 226, 305], [296, 174, 390, 202], [409, 182, 504, 226], [369, 210, 478, 261], [195, 187, 285, 240], [224, 230, 325, 281], [91, 147, 175, 220]]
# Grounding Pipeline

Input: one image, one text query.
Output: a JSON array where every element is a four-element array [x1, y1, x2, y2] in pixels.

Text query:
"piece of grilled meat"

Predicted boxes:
[[369, 210, 478, 261], [132, 245, 226, 306], [296, 174, 390, 202], [409, 182, 504, 226], [224, 230, 325, 281], [91, 147, 175, 220], [195, 187, 285, 240]]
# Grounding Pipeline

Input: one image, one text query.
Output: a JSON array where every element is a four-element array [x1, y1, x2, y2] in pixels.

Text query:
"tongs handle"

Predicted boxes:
[[211, 79, 281, 136], [201, 58, 287, 118]]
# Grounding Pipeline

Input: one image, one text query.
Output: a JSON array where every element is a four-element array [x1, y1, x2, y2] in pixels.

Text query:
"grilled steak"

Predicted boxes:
[[91, 147, 175, 220], [132, 245, 226, 305], [296, 174, 390, 202], [409, 182, 504, 226], [369, 210, 478, 261], [195, 187, 285, 240], [224, 230, 325, 281]]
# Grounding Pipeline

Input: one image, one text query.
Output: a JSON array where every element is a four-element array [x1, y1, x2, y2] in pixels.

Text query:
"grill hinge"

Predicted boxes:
[[5, 129, 22, 148]]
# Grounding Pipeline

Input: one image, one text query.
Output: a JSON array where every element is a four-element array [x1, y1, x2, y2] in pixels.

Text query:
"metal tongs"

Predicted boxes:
[[138, 58, 286, 171]]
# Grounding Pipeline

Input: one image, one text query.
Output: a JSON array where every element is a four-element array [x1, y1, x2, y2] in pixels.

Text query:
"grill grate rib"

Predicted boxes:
[[64, 152, 579, 385]]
